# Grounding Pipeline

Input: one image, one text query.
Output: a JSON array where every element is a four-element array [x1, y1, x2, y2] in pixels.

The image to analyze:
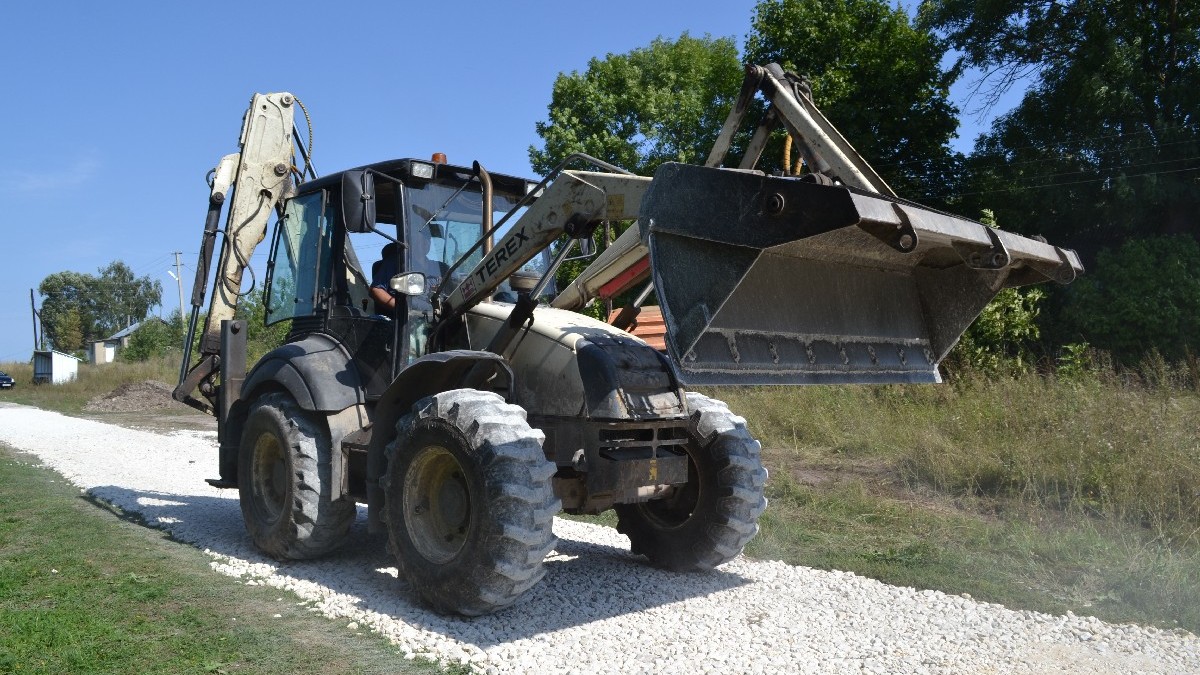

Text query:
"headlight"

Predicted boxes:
[[409, 161, 435, 180]]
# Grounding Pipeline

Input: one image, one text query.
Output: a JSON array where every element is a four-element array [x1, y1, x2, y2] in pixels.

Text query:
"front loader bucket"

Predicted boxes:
[[640, 163, 1083, 385]]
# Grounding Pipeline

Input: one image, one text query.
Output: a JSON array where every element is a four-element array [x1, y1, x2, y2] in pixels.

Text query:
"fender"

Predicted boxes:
[[216, 333, 367, 485], [363, 349, 514, 532], [240, 332, 366, 412]]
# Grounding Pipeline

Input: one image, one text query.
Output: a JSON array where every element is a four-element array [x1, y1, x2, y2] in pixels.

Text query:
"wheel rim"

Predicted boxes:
[[250, 431, 287, 524], [403, 445, 471, 564]]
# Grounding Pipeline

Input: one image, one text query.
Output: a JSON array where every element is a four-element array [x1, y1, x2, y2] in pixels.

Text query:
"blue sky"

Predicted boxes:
[[0, 0, 1021, 364]]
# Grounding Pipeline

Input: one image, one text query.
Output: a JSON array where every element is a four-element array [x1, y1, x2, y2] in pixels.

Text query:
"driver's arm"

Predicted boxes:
[[369, 285, 395, 311]]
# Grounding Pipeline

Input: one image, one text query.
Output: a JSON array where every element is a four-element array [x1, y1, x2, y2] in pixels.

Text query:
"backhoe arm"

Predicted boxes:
[[174, 92, 298, 413]]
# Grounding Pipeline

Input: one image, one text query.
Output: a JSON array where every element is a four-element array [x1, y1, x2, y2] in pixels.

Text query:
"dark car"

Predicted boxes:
[[0, 371, 13, 389]]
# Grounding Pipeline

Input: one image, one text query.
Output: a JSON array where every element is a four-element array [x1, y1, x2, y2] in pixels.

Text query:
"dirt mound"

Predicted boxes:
[[85, 380, 182, 413]]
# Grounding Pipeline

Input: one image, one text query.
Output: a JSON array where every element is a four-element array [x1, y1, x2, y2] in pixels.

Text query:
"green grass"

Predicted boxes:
[[0, 445, 438, 675]]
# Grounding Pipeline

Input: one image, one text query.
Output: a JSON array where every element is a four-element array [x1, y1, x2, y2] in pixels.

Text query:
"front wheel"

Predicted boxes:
[[383, 389, 560, 616], [616, 392, 767, 571], [237, 392, 356, 559]]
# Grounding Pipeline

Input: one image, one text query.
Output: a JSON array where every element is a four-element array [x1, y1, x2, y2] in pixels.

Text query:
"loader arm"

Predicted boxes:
[[173, 92, 299, 413], [439, 170, 650, 321], [553, 62, 900, 313], [707, 63, 895, 195], [549, 63, 1083, 385]]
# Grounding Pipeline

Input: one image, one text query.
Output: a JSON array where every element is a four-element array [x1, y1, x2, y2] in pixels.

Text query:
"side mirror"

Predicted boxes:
[[390, 272, 426, 296], [341, 170, 376, 233]]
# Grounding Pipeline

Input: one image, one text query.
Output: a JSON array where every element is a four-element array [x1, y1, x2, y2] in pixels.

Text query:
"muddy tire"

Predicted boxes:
[[383, 389, 559, 616], [616, 392, 767, 571], [238, 392, 356, 559]]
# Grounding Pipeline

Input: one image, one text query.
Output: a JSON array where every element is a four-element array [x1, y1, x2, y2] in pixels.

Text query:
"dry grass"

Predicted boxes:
[[705, 361, 1200, 632], [0, 354, 183, 414]]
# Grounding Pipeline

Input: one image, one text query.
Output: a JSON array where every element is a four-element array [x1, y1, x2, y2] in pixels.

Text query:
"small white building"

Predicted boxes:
[[33, 350, 83, 384]]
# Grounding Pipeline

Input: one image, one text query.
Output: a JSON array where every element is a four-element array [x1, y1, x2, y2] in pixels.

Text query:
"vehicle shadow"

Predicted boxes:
[[83, 485, 752, 645]]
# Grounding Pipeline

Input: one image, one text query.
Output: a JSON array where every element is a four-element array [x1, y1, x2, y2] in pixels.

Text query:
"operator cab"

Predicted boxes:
[[262, 156, 551, 399]]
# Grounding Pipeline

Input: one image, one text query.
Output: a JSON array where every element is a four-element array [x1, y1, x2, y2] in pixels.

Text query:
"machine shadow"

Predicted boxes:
[[83, 485, 752, 644]]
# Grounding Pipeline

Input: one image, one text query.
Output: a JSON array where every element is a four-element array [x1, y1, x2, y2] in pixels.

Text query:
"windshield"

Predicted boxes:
[[404, 182, 555, 297]]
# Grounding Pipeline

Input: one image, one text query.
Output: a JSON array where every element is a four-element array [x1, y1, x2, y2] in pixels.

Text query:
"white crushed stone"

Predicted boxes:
[[1, 403, 1197, 674]]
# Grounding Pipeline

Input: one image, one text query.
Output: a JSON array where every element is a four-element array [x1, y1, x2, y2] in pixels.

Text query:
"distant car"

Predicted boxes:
[[0, 371, 13, 389]]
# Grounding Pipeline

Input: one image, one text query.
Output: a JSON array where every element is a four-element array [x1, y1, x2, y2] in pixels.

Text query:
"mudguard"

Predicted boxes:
[[240, 333, 366, 412]]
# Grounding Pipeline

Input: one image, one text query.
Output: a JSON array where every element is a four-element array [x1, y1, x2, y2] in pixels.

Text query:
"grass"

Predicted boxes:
[[709, 366, 1200, 634], [0, 444, 439, 675], [0, 354, 186, 415], [6, 355, 1199, 640]]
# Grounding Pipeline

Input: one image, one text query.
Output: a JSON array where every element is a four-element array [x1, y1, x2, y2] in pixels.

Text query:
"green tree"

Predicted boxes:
[[235, 290, 291, 365], [121, 318, 182, 362], [923, 0, 1199, 361], [92, 261, 163, 338], [746, 0, 962, 204], [1059, 236, 1200, 363], [923, 0, 1200, 253], [38, 271, 93, 351], [55, 306, 85, 354], [529, 33, 744, 176], [38, 261, 163, 351]]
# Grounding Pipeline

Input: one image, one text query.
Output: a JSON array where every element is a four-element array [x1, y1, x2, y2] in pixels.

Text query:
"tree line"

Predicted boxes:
[[37, 0, 1197, 371], [531, 0, 1199, 368]]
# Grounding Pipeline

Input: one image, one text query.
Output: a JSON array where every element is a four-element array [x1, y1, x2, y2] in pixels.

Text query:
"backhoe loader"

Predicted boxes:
[[175, 64, 1082, 616]]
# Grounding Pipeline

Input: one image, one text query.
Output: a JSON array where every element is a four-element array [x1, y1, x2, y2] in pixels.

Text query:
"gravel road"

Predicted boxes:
[[1, 403, 1197, 674]]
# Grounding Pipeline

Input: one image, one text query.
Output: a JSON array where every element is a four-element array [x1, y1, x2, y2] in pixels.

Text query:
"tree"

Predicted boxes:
[[923, 0, 1200, 253], [121, 317, 181, 362], [746, 0, 962, 204], [529, 33, 745, 176], [235, 289, 291, 365], [923, 0, 1200, 361], [1058, 236, 1200, 363], [55, 307, 85, 354], [38, 271, 94, 351], [92, 261, 162, 338], [38, 261, 162, 352]]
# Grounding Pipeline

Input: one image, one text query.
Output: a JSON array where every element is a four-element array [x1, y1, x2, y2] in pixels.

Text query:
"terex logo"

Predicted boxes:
[[474, 226, 531, 285]]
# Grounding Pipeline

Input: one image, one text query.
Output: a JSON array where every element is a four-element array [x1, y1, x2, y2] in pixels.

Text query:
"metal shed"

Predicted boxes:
[[33, 350, 83, 384]]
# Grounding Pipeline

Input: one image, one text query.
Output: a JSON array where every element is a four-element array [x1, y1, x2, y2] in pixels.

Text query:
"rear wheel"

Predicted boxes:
[[238, 392, 356, 559], [616, 392, 767, 571], [383, 389, 559, 616]]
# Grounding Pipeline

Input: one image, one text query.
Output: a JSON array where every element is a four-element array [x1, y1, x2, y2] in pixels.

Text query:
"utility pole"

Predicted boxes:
[[172, 251, 185, 324], [29, 289, 39, 349]]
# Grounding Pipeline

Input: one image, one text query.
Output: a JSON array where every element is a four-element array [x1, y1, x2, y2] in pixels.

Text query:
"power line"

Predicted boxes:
[[943, 165, 1200, 198]]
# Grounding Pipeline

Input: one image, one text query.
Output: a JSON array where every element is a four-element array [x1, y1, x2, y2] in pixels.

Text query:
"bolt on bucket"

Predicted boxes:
[[639, 163, 1083, 386]]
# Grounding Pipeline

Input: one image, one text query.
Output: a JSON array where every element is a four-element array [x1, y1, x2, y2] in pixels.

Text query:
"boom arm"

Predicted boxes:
[[174, 92, 298, 413]]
